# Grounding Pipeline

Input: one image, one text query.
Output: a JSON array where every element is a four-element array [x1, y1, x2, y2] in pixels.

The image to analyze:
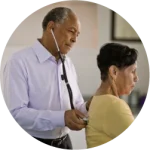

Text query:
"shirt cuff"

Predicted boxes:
[[50, 111, 65, 128], [81, 102, 88, 117]]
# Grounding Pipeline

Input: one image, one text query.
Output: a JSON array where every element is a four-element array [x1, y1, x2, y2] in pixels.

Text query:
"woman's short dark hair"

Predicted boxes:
[[97, 43, 138, 81]]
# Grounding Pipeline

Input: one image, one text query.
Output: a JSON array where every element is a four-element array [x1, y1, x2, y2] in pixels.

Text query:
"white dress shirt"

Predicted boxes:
[[3, 40, 87, 139]]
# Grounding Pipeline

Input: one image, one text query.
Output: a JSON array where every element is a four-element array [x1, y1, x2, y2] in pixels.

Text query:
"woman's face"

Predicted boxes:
[[115, 63, 138, 96]]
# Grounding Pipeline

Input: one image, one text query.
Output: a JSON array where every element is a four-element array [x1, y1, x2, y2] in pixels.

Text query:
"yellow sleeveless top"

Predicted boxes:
[[86, 94, 134, 148]]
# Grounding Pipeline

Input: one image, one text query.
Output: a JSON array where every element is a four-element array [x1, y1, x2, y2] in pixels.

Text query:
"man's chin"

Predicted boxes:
[[60, 49, 70, 55]]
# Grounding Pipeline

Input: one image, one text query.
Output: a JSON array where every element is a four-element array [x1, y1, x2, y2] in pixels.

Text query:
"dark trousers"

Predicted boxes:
[[32, 135, 73, 150]]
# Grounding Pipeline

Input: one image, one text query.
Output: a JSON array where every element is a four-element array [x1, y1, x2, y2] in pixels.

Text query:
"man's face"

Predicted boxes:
[[53, 14, 81, 54]]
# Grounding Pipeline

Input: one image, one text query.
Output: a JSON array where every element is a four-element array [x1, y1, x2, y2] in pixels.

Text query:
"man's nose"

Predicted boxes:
[[71, 33, 78, 43], [71, 36, 77, 43]]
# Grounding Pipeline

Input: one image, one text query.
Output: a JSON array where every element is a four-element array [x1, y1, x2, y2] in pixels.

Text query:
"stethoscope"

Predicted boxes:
[[51, 29, 88, 124], [51, 29, 74, 109]]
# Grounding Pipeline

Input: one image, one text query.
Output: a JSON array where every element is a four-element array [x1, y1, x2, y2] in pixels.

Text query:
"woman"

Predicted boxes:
[[86, 43, 138, 148]]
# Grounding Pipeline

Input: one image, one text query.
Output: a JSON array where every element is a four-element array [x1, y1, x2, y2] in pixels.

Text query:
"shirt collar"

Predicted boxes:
[[32, 40, 54, 63]]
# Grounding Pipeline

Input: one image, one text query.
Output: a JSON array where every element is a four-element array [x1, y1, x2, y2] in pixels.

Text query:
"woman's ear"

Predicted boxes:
[[108, 65, 118, 80], [108, 66, 119, 97]]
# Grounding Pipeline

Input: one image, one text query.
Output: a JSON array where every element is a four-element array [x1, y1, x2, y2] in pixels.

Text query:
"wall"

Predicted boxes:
[[5, 1, 98, 49]]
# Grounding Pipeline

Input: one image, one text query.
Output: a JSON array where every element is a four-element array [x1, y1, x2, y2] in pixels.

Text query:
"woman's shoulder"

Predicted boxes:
[[91, 94, 129, 109], [89, 94, 119, 110], [93, 94, 118, 98], [92, 94, 120, 102]]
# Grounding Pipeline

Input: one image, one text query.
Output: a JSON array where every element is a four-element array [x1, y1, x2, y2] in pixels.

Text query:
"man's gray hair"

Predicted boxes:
[[42, 7, 74, 30]]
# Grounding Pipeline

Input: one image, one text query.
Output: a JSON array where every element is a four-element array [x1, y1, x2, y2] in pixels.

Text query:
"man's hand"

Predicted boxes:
[[64, 109, 86, 130]]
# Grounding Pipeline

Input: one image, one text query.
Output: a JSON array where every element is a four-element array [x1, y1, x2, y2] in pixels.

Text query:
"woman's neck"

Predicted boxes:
[[95, 80, 118, 97]]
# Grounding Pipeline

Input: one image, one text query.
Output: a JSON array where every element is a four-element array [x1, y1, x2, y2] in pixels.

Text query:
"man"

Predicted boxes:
[[3, 7, 91, 149]]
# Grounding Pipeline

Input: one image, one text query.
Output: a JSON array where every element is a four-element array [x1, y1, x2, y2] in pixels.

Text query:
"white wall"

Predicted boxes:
[[6, 1, 98, 49]]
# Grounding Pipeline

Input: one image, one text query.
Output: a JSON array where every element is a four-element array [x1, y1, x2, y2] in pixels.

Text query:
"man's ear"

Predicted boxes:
[[46, 21, 55, 32]]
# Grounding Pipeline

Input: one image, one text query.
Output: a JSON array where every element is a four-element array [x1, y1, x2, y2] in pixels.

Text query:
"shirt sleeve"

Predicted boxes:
[[75, 96, 88, 117], [3, 56, 65, 131], [103, 99, 134, 138]]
